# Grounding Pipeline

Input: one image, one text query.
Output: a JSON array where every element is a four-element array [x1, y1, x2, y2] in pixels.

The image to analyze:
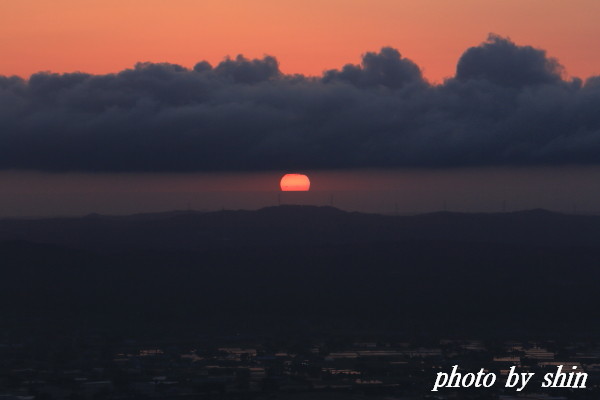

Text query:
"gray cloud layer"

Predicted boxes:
[[1, 34, 599, 172]]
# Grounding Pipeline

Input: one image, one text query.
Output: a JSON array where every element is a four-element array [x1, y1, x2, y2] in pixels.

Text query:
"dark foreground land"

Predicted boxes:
[[2, 206, 600, 398]]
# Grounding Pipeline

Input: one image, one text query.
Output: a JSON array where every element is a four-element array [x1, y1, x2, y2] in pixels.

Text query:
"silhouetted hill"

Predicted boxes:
[[2, 235, 600, 336], [1, 206, 600, 251], [2, 206, 600, 337]]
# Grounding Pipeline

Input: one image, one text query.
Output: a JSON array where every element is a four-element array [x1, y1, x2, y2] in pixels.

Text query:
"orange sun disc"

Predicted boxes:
[[280, 174, 310, 191]]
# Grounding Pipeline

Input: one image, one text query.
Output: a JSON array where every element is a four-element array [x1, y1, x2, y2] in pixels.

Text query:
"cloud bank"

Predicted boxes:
[[1, 34, 599, 172]]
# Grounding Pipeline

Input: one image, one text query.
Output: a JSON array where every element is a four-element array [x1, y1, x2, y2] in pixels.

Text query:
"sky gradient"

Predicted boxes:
[[3, 1, 600, 216], [2, 0, 599, 82]]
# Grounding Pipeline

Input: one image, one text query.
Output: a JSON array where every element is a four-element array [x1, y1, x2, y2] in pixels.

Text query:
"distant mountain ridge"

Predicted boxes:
[[2, 205, 600, 334], [1, 205, 600, 251]]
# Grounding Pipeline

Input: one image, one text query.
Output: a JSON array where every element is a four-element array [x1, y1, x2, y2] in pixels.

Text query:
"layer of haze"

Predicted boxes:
[[1, 167, 600, 217], [1, 0, 599, 82]]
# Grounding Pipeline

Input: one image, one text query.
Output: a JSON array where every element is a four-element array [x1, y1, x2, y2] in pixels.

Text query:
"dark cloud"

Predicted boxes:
[[213, 54, 281, 83], [456, 33, 563, 87], [1, 35, 599, 172], [322, 47, 424, 89]]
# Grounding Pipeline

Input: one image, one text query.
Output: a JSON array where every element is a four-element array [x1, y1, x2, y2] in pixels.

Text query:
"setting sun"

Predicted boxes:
[[280, 174, 310, 191]]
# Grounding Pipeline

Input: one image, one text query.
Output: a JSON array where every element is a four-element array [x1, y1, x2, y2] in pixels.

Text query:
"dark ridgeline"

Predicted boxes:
[[3, 205, 600, 250], [1, 205, 600, 337]]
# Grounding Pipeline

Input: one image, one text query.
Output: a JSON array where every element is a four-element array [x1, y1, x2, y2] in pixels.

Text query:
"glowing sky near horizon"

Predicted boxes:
[[3, 1, 600, 217], [1, 167, 600, 217], [1, 0, 599, 82]]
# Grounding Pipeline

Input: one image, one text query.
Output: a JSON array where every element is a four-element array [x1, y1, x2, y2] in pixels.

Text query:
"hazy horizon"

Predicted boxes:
[[2, 165, 600, 217]]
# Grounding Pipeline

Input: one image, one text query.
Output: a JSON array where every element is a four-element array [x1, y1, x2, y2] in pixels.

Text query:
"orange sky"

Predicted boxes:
[[1, 0, 599, 83]]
